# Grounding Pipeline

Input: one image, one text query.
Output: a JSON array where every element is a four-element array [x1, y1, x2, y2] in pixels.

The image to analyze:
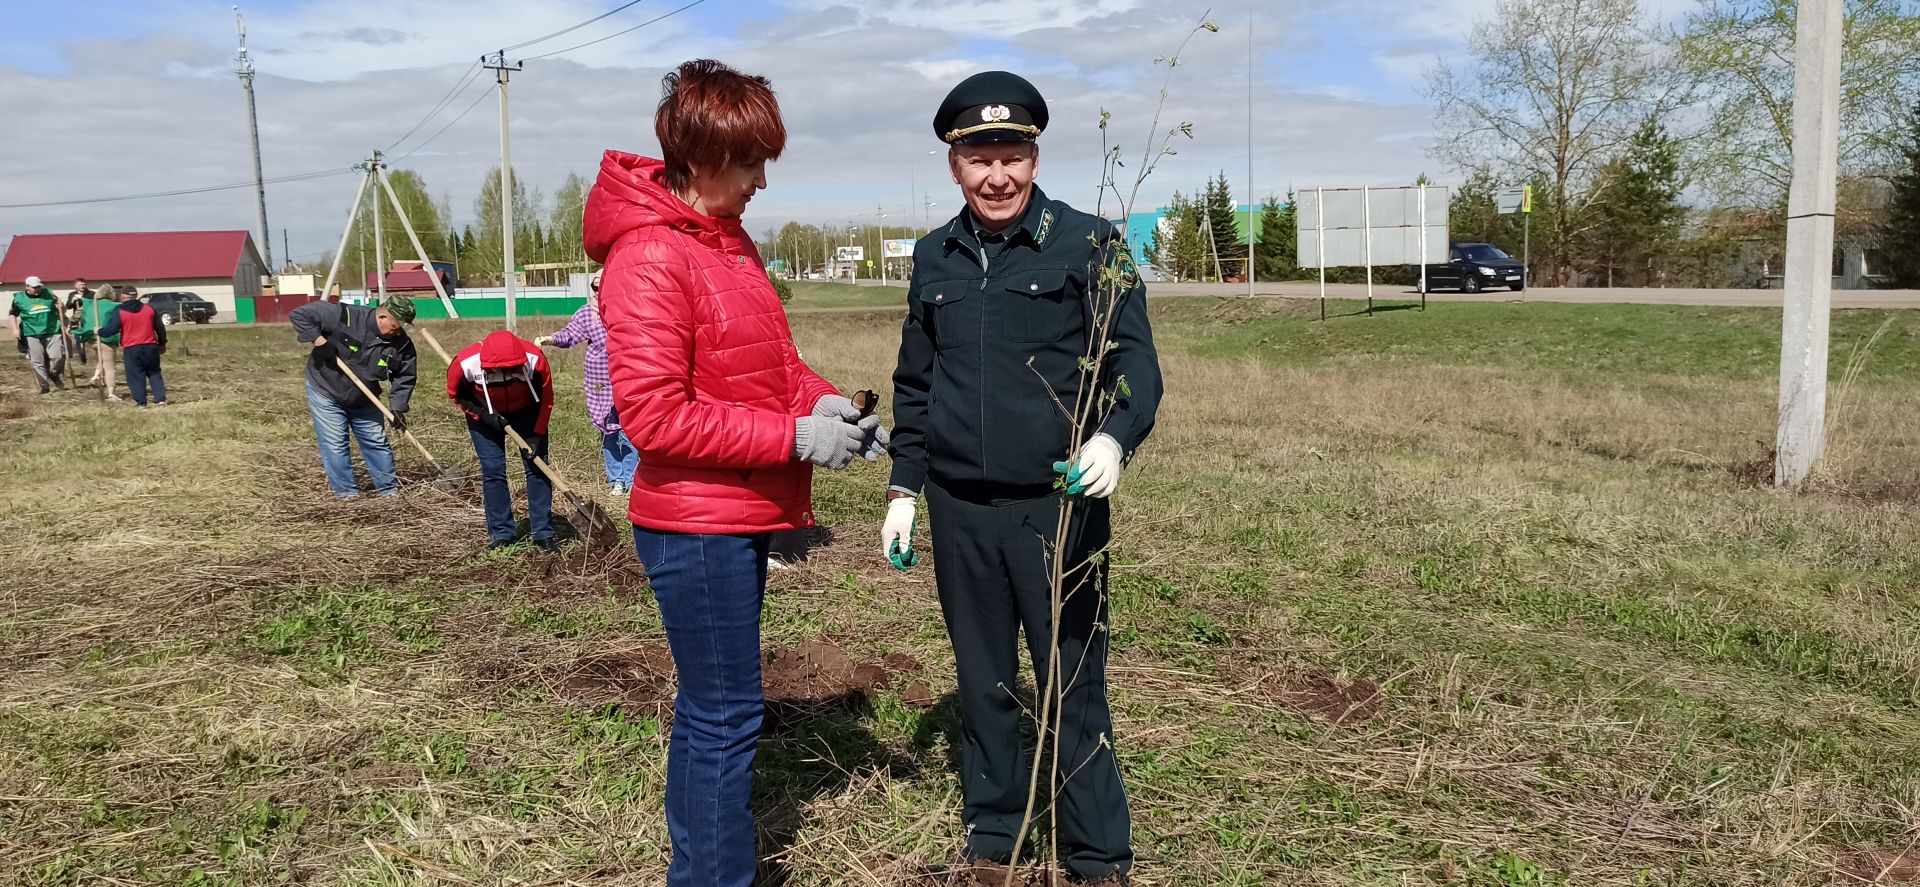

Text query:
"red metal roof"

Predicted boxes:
[[0, 231, 261, 285]]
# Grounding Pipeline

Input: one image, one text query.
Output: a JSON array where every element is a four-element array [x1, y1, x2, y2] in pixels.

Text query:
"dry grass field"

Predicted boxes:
[[2, 291, 1918, 886]]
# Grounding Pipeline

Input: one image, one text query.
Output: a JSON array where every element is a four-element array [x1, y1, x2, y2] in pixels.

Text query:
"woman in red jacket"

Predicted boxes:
[[583, 60, 881, 887]]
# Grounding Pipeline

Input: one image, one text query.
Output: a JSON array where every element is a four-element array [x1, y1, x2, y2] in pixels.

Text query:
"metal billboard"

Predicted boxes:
[[1296, 185, 1449, 268], [835, 246, 865, 262]]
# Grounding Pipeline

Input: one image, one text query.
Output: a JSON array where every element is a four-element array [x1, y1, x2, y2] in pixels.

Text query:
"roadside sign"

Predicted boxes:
[[865, 260, 874, 268], [1522, 184, 1533, 213], [835, 246, 865, 262], [882, 239, 914, 258], [1496, 188, 1526, 215]]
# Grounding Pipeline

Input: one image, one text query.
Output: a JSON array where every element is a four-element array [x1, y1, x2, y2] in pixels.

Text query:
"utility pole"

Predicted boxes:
[[1776, 0, 1845, 487], [877, 203, 888, 287], [281, 228, 290, 274], [371, 150, 387, 305], [233, 7, 271, 272], [485, 50, 524, 330], [1247, 4, 1255, 298]]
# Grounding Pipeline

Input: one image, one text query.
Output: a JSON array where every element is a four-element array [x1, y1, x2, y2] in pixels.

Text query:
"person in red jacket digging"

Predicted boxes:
[[584, 59, 882, 887], [447, 330, 558, 552]]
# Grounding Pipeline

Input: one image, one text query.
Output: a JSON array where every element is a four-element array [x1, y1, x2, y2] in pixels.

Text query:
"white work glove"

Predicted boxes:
[[1055, 434, 1125, 499], [533, 335, 554, 347], [881, 496, 918, 570]]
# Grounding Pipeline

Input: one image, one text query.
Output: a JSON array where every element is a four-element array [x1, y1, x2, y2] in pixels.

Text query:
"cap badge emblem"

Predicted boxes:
[[982, 105, 1011, 123]]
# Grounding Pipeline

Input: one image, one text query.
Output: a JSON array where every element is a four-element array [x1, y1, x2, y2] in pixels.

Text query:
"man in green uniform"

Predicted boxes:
[[883, 71, 1163, 884], [10, 276, 66, 393]]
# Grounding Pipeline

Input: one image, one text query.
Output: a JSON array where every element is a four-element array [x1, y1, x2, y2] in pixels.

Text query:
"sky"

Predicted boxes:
[[0, 0, 1696, 267]]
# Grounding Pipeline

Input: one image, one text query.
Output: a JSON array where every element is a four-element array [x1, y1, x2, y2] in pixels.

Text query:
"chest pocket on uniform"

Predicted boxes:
[[918, 285, 971, 350], [1003, 269, 1074, 344]]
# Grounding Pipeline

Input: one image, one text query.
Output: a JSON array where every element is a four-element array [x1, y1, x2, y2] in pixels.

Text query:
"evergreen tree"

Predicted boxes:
[[1202, 173, 1243, 280], [1148, 192, 1210, 282], [1253, 195, 1299, 281], [1877, 99, 1920, 288], [1583, 119, 1685, 287]]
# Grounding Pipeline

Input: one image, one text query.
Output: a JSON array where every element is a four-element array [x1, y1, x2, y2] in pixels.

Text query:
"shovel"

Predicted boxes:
[[409, 325, 618, 548], [503, 424, 620, 548], [331, 355, 463, 490]]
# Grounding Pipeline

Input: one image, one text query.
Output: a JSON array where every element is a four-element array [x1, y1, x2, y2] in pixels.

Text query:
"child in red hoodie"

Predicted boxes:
[[447, 331, 557, 551]]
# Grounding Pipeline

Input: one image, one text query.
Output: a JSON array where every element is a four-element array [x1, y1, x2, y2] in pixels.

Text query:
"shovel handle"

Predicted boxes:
[[412, 325, 455, 364], [332, 355, 444, 472], [502, 425, 579, 498]]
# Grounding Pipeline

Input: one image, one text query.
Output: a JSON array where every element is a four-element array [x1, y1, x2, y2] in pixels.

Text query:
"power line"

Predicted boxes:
[[523, 0, 709, 60], [502, 0, 653, 52], [391, 84, 493, 163], [385, 60, 484, 153], [0, 168, 356, 209]]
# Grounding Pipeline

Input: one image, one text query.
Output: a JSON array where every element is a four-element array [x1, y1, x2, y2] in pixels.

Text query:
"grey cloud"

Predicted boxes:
[[297, 28, 420, 47]]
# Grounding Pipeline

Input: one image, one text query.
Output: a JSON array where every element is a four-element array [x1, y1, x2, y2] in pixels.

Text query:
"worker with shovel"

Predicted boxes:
[[289, 294, 418, 498], [446, 330, 557, 552], [10, 277, 66, 394]]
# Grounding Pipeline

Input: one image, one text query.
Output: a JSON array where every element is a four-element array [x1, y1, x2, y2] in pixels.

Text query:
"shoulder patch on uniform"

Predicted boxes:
[[1036, 209, 1055, 247]]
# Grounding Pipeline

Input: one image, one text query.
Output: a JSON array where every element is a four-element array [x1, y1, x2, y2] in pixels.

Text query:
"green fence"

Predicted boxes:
[[411, 297, 587, 320]]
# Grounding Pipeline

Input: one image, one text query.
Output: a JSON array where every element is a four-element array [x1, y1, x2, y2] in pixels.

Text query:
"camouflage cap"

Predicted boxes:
[[381, 293, 416, 325]]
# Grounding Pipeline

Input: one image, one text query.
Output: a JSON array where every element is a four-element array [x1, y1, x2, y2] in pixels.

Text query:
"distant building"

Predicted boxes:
[[366, 260, 455, 297], [1123, 204, 1275, 267], [0, 230, 267, 323]]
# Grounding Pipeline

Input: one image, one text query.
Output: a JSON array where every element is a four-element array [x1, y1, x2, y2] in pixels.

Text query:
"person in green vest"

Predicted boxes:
[[10, 276, 66, 394], [74, 283, 122, 400]]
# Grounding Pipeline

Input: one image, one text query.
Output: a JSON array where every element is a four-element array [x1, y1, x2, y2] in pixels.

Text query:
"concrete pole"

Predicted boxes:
[[1775, 0, 1845, 487], [318, 166, 372, 302], [486, 51, 524, 331], [372, 152, 387, 305], [376, 165, 460, 318], [1247, 4, 1255, 298]]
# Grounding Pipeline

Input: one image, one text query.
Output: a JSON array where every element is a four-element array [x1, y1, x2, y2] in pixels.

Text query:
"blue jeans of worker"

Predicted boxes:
[[632, 526, 770, 887], [600, 428, 638, 486], [306, 381, 395, 497], [467, 419, 554, 544]]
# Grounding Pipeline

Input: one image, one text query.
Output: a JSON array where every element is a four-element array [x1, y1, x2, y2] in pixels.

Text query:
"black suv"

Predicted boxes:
[[1422, 243, 1526, 293], [144, 291, 218, 324]]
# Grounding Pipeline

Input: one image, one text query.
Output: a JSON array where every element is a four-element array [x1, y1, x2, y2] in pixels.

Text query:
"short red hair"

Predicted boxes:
[[656, 59, 787, 192]]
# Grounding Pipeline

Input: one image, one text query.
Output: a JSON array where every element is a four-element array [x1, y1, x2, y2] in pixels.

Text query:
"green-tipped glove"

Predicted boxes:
[[1052, 433, 1125, 498], [882, 496, 918, 572]]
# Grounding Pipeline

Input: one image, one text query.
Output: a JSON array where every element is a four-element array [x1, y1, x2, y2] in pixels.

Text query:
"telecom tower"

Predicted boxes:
[[234, 6, 272, 272]]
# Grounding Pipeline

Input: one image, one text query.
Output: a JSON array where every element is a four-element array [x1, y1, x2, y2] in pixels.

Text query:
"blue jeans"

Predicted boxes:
[[306, 382, 395, 497], [632, 526, 771, 887], [601, 428, 639, 486], [468, 419, 554, 543]]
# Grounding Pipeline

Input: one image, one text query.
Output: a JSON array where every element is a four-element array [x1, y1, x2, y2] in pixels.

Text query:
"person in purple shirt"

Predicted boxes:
[[537, 271, 638, 496]]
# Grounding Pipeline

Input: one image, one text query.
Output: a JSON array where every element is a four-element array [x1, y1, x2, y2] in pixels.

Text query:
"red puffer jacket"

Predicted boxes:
[[584, 151, 840, 535]]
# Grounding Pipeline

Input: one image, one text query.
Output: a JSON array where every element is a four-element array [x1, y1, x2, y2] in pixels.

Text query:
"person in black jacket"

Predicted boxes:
[[289, 295, 419, 498], [881, 72, 1163, 885]]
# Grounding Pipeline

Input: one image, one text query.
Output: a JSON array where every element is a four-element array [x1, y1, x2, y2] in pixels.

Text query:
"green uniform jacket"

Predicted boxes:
[[10, 291, 60, 338], [74, 296, 113, 343], [888, 185, 1164, 493]]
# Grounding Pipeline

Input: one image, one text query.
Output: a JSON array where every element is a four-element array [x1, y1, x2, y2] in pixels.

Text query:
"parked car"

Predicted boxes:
[[1422, 243, 1526, 293], [144, 291, 218, 324]]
